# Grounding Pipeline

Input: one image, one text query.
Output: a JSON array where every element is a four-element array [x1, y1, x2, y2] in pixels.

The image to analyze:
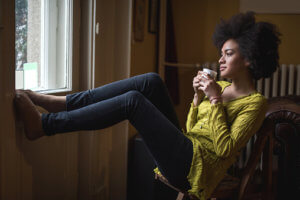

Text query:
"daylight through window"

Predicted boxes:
[[15, 0, 73, 92]]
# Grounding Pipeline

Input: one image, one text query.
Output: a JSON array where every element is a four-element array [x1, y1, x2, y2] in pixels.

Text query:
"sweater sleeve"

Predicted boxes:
[[207, 97, 267, 158], [186, 103, 199, 132]]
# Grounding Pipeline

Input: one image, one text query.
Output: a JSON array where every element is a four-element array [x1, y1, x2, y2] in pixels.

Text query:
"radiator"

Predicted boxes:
[[256, 64, 300, 98], [203, 62, 300, 169]]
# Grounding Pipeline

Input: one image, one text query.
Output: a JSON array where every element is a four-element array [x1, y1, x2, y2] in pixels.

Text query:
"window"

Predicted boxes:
[[15, 0, 73, 92]]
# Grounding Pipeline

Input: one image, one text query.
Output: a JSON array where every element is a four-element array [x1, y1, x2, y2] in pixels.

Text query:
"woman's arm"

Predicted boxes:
[[186, 101, 199, 132], [187, 72, 207, 131], [207, 97, 267, 158]]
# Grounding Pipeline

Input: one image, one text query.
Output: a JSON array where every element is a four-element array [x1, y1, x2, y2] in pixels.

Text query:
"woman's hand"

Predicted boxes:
[[198, 71, 222, 104], [192, 71, 205, 106], [193, 72, 205, 96]]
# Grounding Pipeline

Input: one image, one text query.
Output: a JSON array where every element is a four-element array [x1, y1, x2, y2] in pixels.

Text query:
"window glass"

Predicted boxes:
[[15, 0, 73, 92]]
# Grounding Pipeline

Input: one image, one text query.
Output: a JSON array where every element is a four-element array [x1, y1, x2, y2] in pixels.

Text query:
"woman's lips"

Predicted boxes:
[[220, 67, 226, 71]]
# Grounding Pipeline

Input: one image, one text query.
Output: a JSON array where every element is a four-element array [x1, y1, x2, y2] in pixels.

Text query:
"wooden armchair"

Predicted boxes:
[[155, 96, 300, 200]]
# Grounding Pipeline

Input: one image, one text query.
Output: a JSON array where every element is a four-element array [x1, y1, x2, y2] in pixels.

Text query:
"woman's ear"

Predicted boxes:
[[244, 59, 251, 67]]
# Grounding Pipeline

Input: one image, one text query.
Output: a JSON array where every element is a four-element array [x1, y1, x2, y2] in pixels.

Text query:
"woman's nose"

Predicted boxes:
[[218, 55, 225, 64]]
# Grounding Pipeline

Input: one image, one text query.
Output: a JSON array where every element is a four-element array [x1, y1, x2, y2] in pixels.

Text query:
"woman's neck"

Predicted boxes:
[[230, 74, 255, 95]]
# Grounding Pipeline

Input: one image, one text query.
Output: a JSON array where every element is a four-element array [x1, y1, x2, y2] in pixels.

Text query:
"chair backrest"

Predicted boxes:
[[237, 118, 274, 199], [237, 95, 300, 199]]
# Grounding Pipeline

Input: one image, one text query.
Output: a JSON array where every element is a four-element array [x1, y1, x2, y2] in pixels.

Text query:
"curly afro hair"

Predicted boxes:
[[212, 12, 281, 80]]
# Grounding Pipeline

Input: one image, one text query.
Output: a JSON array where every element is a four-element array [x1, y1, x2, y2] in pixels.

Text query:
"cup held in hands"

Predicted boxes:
[[203, 68, 217, 80]]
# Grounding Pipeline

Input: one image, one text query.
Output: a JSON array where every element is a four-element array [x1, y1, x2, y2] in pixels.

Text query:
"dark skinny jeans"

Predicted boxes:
[[42, 72, 193, 190]]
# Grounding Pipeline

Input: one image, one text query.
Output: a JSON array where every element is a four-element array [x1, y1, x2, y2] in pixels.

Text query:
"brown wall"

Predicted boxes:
[[129, 0, 158, 138], [130, 0, 157, 76], [255, 14, 300, 64]]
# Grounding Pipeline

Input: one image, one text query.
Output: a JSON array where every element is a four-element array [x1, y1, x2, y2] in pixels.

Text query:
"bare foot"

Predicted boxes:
[[14, 90, 45, 140], [18, 89, 66, 113]]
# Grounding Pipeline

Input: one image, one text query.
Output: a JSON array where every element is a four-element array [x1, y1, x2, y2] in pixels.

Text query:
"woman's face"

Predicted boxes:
[[218, 39, 249, 79]]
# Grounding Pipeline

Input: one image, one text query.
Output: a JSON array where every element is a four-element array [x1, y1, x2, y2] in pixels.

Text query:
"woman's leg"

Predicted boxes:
[[25, 73, 180, 129], [42, 90, 193, 190], [15, 73, 191, 188], [66, 72, 180, 129]]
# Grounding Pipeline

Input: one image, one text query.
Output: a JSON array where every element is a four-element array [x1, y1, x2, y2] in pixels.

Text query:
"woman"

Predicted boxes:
[[15, 12, 280, 199]]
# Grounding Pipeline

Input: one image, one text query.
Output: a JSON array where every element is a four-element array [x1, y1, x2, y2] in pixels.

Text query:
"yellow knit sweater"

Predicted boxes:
[[155, 81, 267, 200]]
